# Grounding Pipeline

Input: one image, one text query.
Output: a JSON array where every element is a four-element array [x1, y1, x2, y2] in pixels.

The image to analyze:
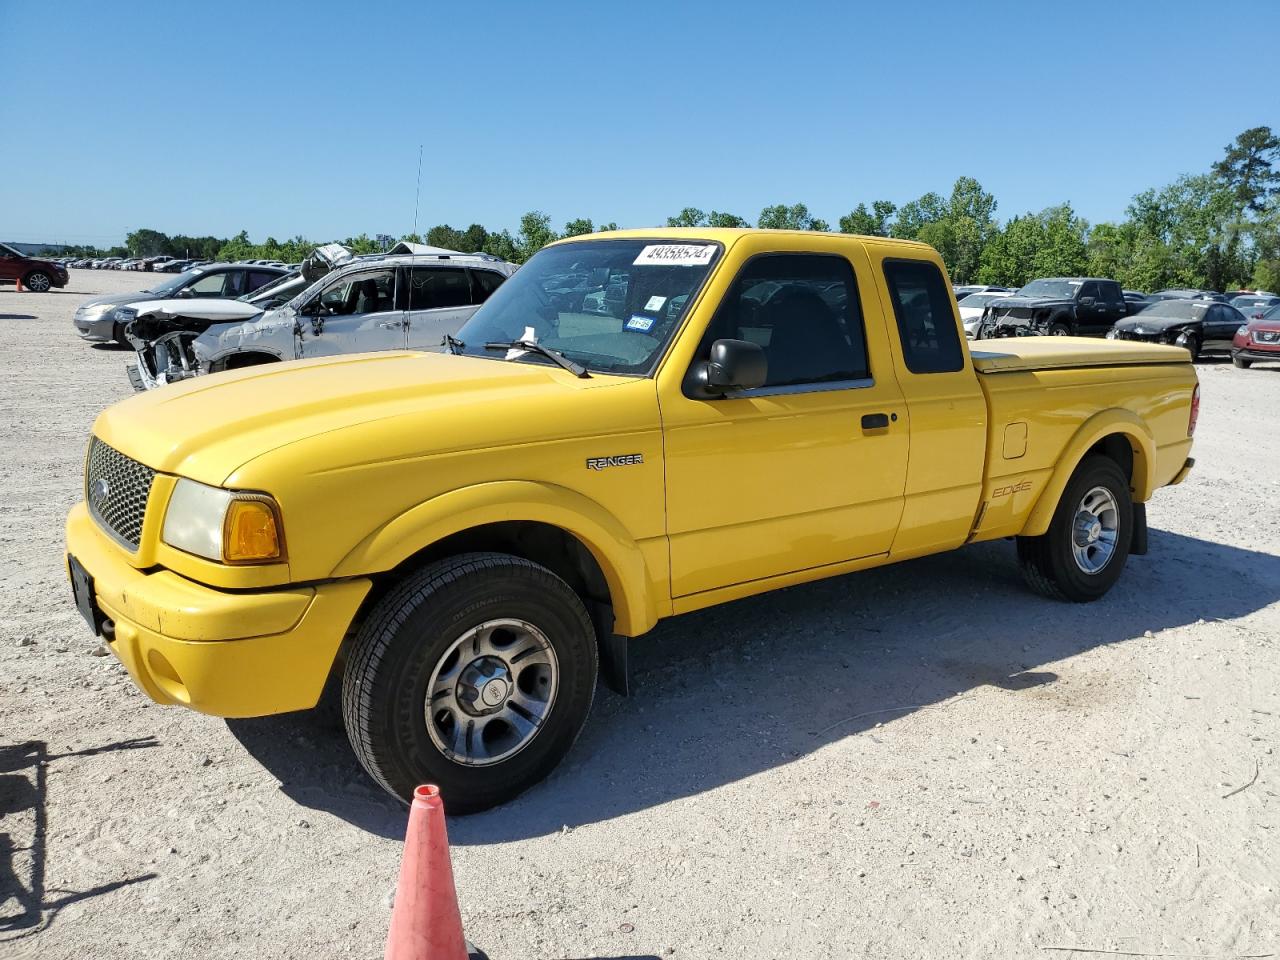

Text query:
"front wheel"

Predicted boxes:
[[1048, 321, 1071, 336], [1176, 331, 1201, 361], [23, 271, 52, 292], [342, 553, 598, 813], [1017, 455, 1133, 602], [1232, 354, 1251, 369]]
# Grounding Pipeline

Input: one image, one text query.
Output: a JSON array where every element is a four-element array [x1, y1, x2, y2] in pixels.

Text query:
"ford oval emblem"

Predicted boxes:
[[91, 477, 110, 505]]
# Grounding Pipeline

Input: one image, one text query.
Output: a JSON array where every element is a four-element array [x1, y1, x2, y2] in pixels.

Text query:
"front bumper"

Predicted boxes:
[[1233, 345, 1280, 362], [65, 502, 371, 717], [74, 311, 119, 341]]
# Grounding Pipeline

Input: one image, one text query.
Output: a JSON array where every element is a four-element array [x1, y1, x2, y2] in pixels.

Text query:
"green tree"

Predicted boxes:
[[890, 192, 946, 240], [666, 207, 706, 227], [482, 230, 519, 262], [1212, 126, 1280, 215], [706, 210, 749, 228], [838, 200, 896, 236], [757, 203, 828, 231], [562, 218, 595, 237], [977, 204, 1088, 286], [514, 211, 559, 262]]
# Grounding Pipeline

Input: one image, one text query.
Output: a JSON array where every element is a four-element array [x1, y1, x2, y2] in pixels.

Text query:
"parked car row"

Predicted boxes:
[[963, 276, 1280, 368]]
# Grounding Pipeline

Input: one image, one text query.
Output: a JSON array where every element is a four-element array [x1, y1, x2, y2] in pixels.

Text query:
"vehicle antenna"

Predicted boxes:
[[412, 143, 423, 240]]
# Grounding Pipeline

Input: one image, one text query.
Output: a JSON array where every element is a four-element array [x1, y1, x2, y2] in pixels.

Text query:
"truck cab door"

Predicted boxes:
[[1075, 281, 1106, 334], [659, 241, 910, 599], [403, 264, 478, 350], [296, 266, 405, 359]]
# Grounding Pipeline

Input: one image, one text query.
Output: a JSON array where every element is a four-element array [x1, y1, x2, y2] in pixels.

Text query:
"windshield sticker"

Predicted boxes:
[[633, 244, 716, 267], [644, 295, 667, 312], [625, 314, 655, 332]]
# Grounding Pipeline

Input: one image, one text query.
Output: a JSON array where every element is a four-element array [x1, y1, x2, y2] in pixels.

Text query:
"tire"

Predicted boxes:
[[1176, 331, 1201, 361], [1048, 321, 1071, 336], [1232, 354, 1251, 369], [23, 271, 52, 292], [342, 552, 598, 813], [1016, 455, 1133, 603]]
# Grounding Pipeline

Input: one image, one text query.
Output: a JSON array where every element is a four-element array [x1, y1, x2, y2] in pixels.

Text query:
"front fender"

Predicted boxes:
[[331, 480, 666, 637], [1021, 408, 1156, 537]]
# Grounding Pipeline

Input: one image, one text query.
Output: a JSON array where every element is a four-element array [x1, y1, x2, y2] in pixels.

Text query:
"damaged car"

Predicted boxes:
[[74, 261, 291, 343], [124, 249, 516, 389]]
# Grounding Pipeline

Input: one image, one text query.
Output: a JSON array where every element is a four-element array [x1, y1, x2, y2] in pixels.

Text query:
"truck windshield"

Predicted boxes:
[[454, 239, 721, 375], [1017, 279, 1082, 299]]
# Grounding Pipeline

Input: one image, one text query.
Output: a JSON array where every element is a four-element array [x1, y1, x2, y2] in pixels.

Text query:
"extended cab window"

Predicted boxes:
[[407, 267, 471, 310], [882, 259, 964, 374], [696, 254, 869, 389]]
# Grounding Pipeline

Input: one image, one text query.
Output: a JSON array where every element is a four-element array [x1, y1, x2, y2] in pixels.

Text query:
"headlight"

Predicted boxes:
[[161, 478, 285, 564], [1237, 325, 1250, 338], [113, 306, 137, 323], [82, 303, 115, 318]]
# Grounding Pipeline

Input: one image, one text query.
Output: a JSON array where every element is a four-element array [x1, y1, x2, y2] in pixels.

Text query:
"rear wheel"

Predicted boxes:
[[1232, 354, 1251, 369], [342, 553, 598, 813], [23, 271, 52, 292], [1017, 455, 1132, 602]]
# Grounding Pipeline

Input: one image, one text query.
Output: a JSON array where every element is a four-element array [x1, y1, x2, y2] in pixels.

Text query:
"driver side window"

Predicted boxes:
[[187, 272, 231, 297], [317, 270, 397, 316]]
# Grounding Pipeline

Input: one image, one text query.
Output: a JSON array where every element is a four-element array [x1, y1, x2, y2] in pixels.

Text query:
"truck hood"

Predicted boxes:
[[128, 297, 266, 323], [92, 350, 639, 486], [989, 296, 1072, 312], [970, 337, 1189, 373], [1112, 315, 1197, 334]]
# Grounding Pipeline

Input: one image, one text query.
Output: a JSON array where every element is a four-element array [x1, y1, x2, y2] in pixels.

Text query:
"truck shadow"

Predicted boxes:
[[226, 527, 1280, 844], [0, 738, 159, 941]]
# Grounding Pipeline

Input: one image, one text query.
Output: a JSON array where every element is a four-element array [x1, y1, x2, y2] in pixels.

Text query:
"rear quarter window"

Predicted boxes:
[[882, 259, 964, 373]]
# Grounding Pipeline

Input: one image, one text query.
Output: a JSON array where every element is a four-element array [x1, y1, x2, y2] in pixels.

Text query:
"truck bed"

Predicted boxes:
[[970, 337, 1189, 373]]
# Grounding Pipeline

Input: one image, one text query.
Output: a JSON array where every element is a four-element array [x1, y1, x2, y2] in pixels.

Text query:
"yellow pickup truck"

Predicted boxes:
[[65, 229, 1198, 811]]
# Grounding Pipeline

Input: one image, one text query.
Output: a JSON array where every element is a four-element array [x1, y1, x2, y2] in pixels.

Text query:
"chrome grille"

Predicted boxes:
[[1258, 330, 1279, 343], [86, 438, 155, 548]]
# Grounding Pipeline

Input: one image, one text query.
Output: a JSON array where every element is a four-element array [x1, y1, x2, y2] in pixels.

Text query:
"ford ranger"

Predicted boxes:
[[65, 229, 1198, 812]]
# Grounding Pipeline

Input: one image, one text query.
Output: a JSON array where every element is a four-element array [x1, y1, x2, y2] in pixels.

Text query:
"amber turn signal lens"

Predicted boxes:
[[223, 498, 283, 563]]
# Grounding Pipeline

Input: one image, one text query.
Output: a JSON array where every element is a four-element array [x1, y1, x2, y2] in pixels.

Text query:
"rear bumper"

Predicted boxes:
[[1168, 456, 1195, 486], [65, 502, 371, 717]]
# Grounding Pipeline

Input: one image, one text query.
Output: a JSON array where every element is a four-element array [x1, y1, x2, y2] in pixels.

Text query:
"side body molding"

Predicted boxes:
[[1020, 408, 1156, 538], [331, 480, 667, 637]]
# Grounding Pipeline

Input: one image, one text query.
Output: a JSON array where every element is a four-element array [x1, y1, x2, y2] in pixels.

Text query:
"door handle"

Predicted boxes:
[[378, 319, 404, 329], [861, 412, 891, 430]]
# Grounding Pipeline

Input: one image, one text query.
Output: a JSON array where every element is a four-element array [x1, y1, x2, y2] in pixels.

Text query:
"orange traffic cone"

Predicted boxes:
[[14, 277, 23, 292], [385, 785, 470, 960]]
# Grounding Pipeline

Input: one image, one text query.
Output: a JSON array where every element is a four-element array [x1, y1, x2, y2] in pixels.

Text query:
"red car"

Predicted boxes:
[[0, 242, 69, 292], [1233, 304, 1280, 368]]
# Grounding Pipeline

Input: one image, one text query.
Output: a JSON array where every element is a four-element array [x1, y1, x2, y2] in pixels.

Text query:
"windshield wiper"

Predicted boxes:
[[442, 334, 465, 355], [484, 339, 589, 378]]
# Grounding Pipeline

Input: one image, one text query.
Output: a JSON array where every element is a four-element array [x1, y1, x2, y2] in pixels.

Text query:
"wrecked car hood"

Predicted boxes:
[[126, 298, 266, 323], [91, 351, 650, 488]]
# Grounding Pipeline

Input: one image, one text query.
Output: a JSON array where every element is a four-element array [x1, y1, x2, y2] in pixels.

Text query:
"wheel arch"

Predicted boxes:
[[332, 480, 664, 639], [1021, 410, 1155, 538], [213, 350, 282, 372]]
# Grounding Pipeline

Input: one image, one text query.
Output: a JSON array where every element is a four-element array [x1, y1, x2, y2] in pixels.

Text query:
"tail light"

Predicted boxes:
[[1188, 382, 1200, 437]]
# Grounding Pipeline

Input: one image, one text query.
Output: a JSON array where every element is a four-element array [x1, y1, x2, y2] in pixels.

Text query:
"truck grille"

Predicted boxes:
[[86, 438, 156, 549]]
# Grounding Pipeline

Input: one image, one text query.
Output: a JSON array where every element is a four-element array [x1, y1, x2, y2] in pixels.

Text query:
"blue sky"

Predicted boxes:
[[3, 0, 1277, 247]]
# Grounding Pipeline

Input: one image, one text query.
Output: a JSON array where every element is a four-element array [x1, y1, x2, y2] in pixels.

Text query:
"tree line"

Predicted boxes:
[[68, 125, 1280, 293]]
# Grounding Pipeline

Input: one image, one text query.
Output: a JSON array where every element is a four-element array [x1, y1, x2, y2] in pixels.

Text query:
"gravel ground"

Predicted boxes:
[[1, 270, 1277, 960]]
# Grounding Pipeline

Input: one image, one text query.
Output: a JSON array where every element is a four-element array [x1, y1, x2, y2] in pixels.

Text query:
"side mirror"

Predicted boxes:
[[687, 338, 767, 398], [1079, 296, 1095, 306], [174, 287, 194, 299]]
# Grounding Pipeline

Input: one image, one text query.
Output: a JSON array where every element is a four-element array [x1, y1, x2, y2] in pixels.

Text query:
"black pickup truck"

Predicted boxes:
[[977, 277, 1130, 339]]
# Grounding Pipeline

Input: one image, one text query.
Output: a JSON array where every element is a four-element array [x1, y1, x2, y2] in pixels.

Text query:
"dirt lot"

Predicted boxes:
[[1, 269, 1277, 960]]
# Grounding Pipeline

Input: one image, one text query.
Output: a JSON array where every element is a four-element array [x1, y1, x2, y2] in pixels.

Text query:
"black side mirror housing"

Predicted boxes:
[[686, 338, 768, 398]]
